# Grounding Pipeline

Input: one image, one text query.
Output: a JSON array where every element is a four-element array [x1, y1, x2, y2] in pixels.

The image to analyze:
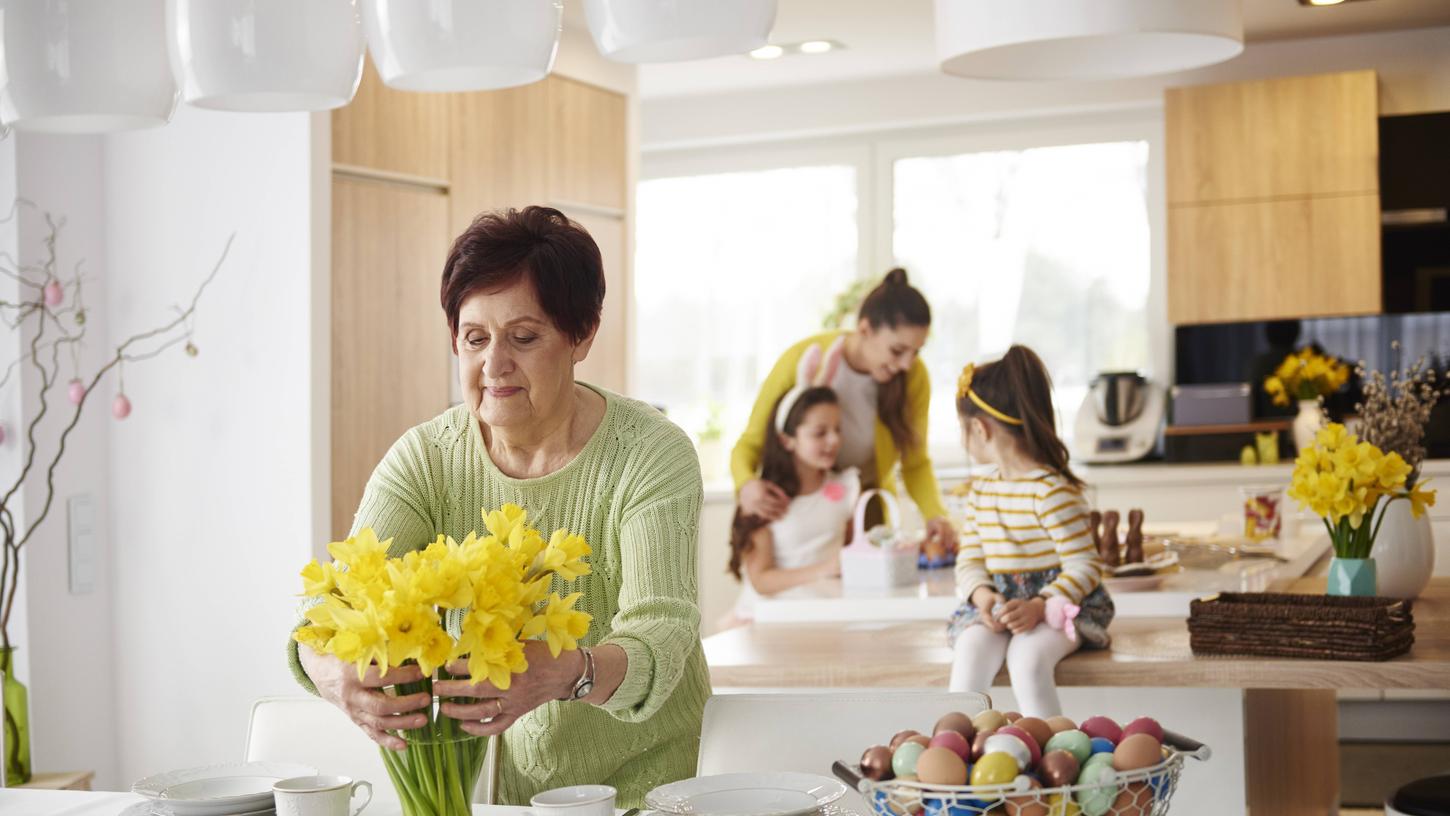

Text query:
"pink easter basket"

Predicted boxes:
[[841, 489, 922, 589]]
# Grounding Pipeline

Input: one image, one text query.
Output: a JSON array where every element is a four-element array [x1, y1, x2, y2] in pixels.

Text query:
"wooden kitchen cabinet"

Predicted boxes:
[[1168, 193, 1381, 324], [1166, 70, 1382, 325], [333, 59, 450, 183]]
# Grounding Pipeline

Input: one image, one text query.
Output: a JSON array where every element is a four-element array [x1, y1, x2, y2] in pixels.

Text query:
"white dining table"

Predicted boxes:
[[0, 789, 537, 816]]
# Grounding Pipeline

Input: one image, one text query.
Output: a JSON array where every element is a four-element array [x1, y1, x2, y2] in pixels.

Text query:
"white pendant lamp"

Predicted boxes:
[[585, 0, 777, 63], [362, 0, 562, 92], [935, 0, 1244, 81], [0, 0, 178, 133], [170, 0, 365, 112]]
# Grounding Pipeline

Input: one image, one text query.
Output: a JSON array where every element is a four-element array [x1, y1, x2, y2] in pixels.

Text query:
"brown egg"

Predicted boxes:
[[1111, 782, 1155, 816], [860, 745, 895, 781], [1113, 733, 1163, 771], [972, 709, 1010, 734], [889, 729, 922, 751], [1045, 716, 1077, 733], [1014, 717, 1054, 751], [1004, 711, 1023, 723], [915, 746, 969, 786], [971, 727, 998, 761], [1003, 777, 1049, 816], [905, 734, 932, 750], [933, 711, 977, 742], [1038, 750, 1080, 788]]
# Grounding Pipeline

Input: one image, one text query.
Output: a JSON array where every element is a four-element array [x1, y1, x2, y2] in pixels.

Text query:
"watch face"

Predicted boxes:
[[575, 681, 594, 699]]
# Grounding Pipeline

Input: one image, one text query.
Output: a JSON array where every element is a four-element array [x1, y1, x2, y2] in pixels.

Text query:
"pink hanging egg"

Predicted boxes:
[[112, 393, 132, 420], [0, 423, 6, 445], [67, 379, 85, 405], [43, 280, 63, 307]]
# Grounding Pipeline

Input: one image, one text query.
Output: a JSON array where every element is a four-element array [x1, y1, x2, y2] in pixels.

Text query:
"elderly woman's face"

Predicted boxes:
[[453, 278, 591, 430]]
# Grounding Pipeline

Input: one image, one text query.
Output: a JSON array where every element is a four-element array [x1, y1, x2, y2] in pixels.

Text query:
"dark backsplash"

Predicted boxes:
[[1175, 313, 1450, 455]]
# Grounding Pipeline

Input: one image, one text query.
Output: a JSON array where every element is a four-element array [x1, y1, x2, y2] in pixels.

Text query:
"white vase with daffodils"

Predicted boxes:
[[294, 505, 593, 816], [1287, 424, 1435, 597]]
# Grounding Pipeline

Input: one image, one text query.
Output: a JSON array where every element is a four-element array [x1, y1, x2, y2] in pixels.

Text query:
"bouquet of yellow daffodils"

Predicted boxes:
[[1265, 347, 1351, 407], [1288, 424, 1435, 559], [294, 505, 592, 816]]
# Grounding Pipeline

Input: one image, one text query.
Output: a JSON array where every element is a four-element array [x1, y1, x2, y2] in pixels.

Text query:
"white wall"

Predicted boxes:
[[642, 26, 1450, 149], [104, 105, 322, 785], [10, 133, 121, 788]]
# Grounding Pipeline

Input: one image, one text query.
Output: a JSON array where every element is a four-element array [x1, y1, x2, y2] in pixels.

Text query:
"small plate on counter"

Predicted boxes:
[[645, 772, 848, 816]]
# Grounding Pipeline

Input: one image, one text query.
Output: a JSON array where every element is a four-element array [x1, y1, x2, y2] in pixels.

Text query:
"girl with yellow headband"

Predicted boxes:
[[947, 345, 1114, 716]]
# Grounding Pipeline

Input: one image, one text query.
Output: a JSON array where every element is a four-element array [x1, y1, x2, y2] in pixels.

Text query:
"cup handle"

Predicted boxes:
[[349, 780, 373, 816]]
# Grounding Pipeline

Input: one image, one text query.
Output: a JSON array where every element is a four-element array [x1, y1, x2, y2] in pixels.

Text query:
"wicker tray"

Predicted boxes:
[[1188, 592, 1415, 661]]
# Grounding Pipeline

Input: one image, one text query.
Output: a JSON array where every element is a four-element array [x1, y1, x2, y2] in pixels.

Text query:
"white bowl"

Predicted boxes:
[[133, 761, 315, 816]]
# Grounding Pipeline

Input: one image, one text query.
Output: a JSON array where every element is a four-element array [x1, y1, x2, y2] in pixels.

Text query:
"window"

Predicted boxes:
[[634, 165, 860, 481], [892, 140, 1151, 461]]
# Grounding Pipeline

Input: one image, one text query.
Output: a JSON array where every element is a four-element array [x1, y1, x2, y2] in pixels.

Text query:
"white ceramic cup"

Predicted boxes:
[[273, 775, 373, 816], [529, 784, 616, 816]]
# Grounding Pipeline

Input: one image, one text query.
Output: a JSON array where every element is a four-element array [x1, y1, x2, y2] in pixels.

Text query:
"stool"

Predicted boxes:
[[1387, 774, 1450, 816]]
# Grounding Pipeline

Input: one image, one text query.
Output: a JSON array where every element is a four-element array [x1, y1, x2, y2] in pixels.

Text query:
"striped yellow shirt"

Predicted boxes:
[[954, 469, 1105, 604]]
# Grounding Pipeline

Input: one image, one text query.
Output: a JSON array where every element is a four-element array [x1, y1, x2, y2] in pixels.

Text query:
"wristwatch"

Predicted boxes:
[[563, 647, 595, 701]]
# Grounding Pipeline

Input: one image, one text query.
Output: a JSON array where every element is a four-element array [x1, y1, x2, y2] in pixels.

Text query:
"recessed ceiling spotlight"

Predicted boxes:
[[798, 40, 834, 55], [1298, 0, 1371, 5], [748, 44, 784, 60]]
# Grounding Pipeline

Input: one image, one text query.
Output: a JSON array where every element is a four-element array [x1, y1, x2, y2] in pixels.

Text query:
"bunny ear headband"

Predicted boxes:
[[775, 335, 846, 435]]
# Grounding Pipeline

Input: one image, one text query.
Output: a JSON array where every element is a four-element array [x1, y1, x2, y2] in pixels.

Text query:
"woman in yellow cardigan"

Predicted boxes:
[[730, 269, 957, 551]]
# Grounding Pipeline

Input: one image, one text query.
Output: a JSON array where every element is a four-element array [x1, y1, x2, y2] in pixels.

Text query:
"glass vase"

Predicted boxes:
[[381, 677, 488, 816], [1327, 557, 1377, 597], [2, 647, 32, 786]]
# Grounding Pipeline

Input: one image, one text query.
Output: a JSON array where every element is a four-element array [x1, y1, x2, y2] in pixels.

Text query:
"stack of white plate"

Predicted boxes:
[[645, 772, 849, 816], [126, 761, 317, 816]]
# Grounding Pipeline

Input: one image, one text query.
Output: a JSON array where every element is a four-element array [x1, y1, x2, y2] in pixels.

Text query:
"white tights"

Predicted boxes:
[[948, 623, 1080, 717]]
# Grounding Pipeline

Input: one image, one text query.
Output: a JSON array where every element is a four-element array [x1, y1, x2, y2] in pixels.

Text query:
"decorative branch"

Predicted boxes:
[[0, 204, 230, 784]]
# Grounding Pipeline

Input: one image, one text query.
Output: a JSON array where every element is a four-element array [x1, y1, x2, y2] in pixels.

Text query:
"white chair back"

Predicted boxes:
[[244, 696, 402, 812], [697, 690, 992, 778]]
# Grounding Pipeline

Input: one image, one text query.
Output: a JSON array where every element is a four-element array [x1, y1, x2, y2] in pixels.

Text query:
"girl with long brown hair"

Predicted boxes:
[[947, 345, 1114, 716]]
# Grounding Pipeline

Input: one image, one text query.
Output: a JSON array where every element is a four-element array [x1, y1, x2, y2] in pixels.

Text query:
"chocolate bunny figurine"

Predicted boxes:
[[1098, 510, 1121, 567], [1125, 509, 1145, 564]]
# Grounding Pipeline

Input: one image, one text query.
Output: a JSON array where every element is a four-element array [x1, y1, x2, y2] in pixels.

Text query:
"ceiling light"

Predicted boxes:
[[362, 0, 562, 92], [749, 45, 785, 60], [586, 0, 778, 63], [1300, 0, 1361, 5], [935, 0, 1244, 81], [799, 40, 834, 55]]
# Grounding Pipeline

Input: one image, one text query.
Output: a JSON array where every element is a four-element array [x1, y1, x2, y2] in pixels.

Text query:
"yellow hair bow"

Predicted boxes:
[[957, 362, 1023, 426]]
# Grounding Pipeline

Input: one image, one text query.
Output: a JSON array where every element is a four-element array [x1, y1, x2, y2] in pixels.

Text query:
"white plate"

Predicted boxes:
[[133, 761, 314, 816], [1104, 573, 1168, 593], [645, 772, 848, 816], [119, 803, 275, 816]]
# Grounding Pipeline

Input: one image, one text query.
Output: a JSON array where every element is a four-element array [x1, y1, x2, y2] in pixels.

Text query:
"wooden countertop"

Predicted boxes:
[[704, 577, 1450, 690]]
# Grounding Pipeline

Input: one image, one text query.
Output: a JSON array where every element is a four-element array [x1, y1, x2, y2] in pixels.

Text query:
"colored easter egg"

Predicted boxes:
[[1004, 776, 1048, 816], [1111, 782, 1155, 816], [67, 379, 85, 405], [860, 745, 894, 781], [983, 733, 1032, 771], [890, 729, 922, 750], [971, 728, 998, 761], [916, 746, 968, 786], [1014, 717, 1054, 751], [44, 281, 63, 307], [1045, 716, 1077, 734], [973, 709, 1010, 734], [1004, 711, 1023, 723], [906, 734, 932, 749], [1113, 734, 1163, 772], [934, 711, 977, 742], [997, 725, 1043, 767], [1121, 717, 1165, 744], [1038, 750, 1080, 788], [970, 751, 1020, 786], [1079, 716, 1123, 744], [1046, 793, 1081, 816], [1072, 761, 1119, 816], [112, 393, 132, 419], [892, 741, 926, 778], [928, 730, 970, 761], [1089, 737, 1116, 756], [1043, 730, 1092, 766]]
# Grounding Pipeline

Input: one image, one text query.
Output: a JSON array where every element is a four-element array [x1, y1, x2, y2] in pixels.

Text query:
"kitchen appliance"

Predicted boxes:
[[1170, 382, 1252, 426], [1072, 372, 1165, 464]]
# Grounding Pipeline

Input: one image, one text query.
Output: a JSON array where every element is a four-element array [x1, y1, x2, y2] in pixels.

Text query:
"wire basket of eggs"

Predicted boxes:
[[832, 709, 1212, 816]]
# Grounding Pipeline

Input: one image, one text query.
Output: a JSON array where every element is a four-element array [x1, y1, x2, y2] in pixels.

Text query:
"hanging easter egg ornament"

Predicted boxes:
[[44, 280, 63, 307], [68, 379, 86, 405], [0, 423, 7, 445], [113, 393, 133, 420], [185, 341, 199, 357]]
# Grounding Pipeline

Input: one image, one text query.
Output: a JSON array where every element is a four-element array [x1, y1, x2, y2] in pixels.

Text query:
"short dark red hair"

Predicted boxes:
[[440, 206, 605, 344]]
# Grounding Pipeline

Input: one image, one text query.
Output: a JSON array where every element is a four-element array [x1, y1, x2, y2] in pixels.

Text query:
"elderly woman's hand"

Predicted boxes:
[[434, 642, 585, 736], [300, 644, 432, 751]]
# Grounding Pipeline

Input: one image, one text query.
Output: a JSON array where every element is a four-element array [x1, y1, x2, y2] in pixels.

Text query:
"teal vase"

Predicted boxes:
[[1, 647, 31, 786], [1328, 557, 1377, 597]]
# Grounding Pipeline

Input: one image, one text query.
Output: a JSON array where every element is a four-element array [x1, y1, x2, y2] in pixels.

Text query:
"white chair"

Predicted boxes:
[[697, 689, 991, 813], [244, 696, 401, 813]]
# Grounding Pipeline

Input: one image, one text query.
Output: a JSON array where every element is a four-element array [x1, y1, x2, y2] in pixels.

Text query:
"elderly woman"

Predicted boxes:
[[289, 207, 709, 806]]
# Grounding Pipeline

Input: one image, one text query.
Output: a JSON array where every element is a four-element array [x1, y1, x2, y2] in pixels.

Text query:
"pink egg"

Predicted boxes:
[[928, 730, 970, 761], [112, 393, 132, 420], [1122, 717, 1164, 744], [996, 725, 1042, 767], [0, 423, 6, 445], [67, 379, 86, 405], [1079, 716, 1123, 744], [43, 280, 63, 307]]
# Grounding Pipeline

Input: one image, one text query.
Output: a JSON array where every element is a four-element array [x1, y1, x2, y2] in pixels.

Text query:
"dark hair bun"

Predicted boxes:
[[884, 267, 909, 286]]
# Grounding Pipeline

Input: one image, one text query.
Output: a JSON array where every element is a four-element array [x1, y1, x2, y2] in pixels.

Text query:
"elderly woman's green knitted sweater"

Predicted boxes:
[[289, 386, 710, 806]]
